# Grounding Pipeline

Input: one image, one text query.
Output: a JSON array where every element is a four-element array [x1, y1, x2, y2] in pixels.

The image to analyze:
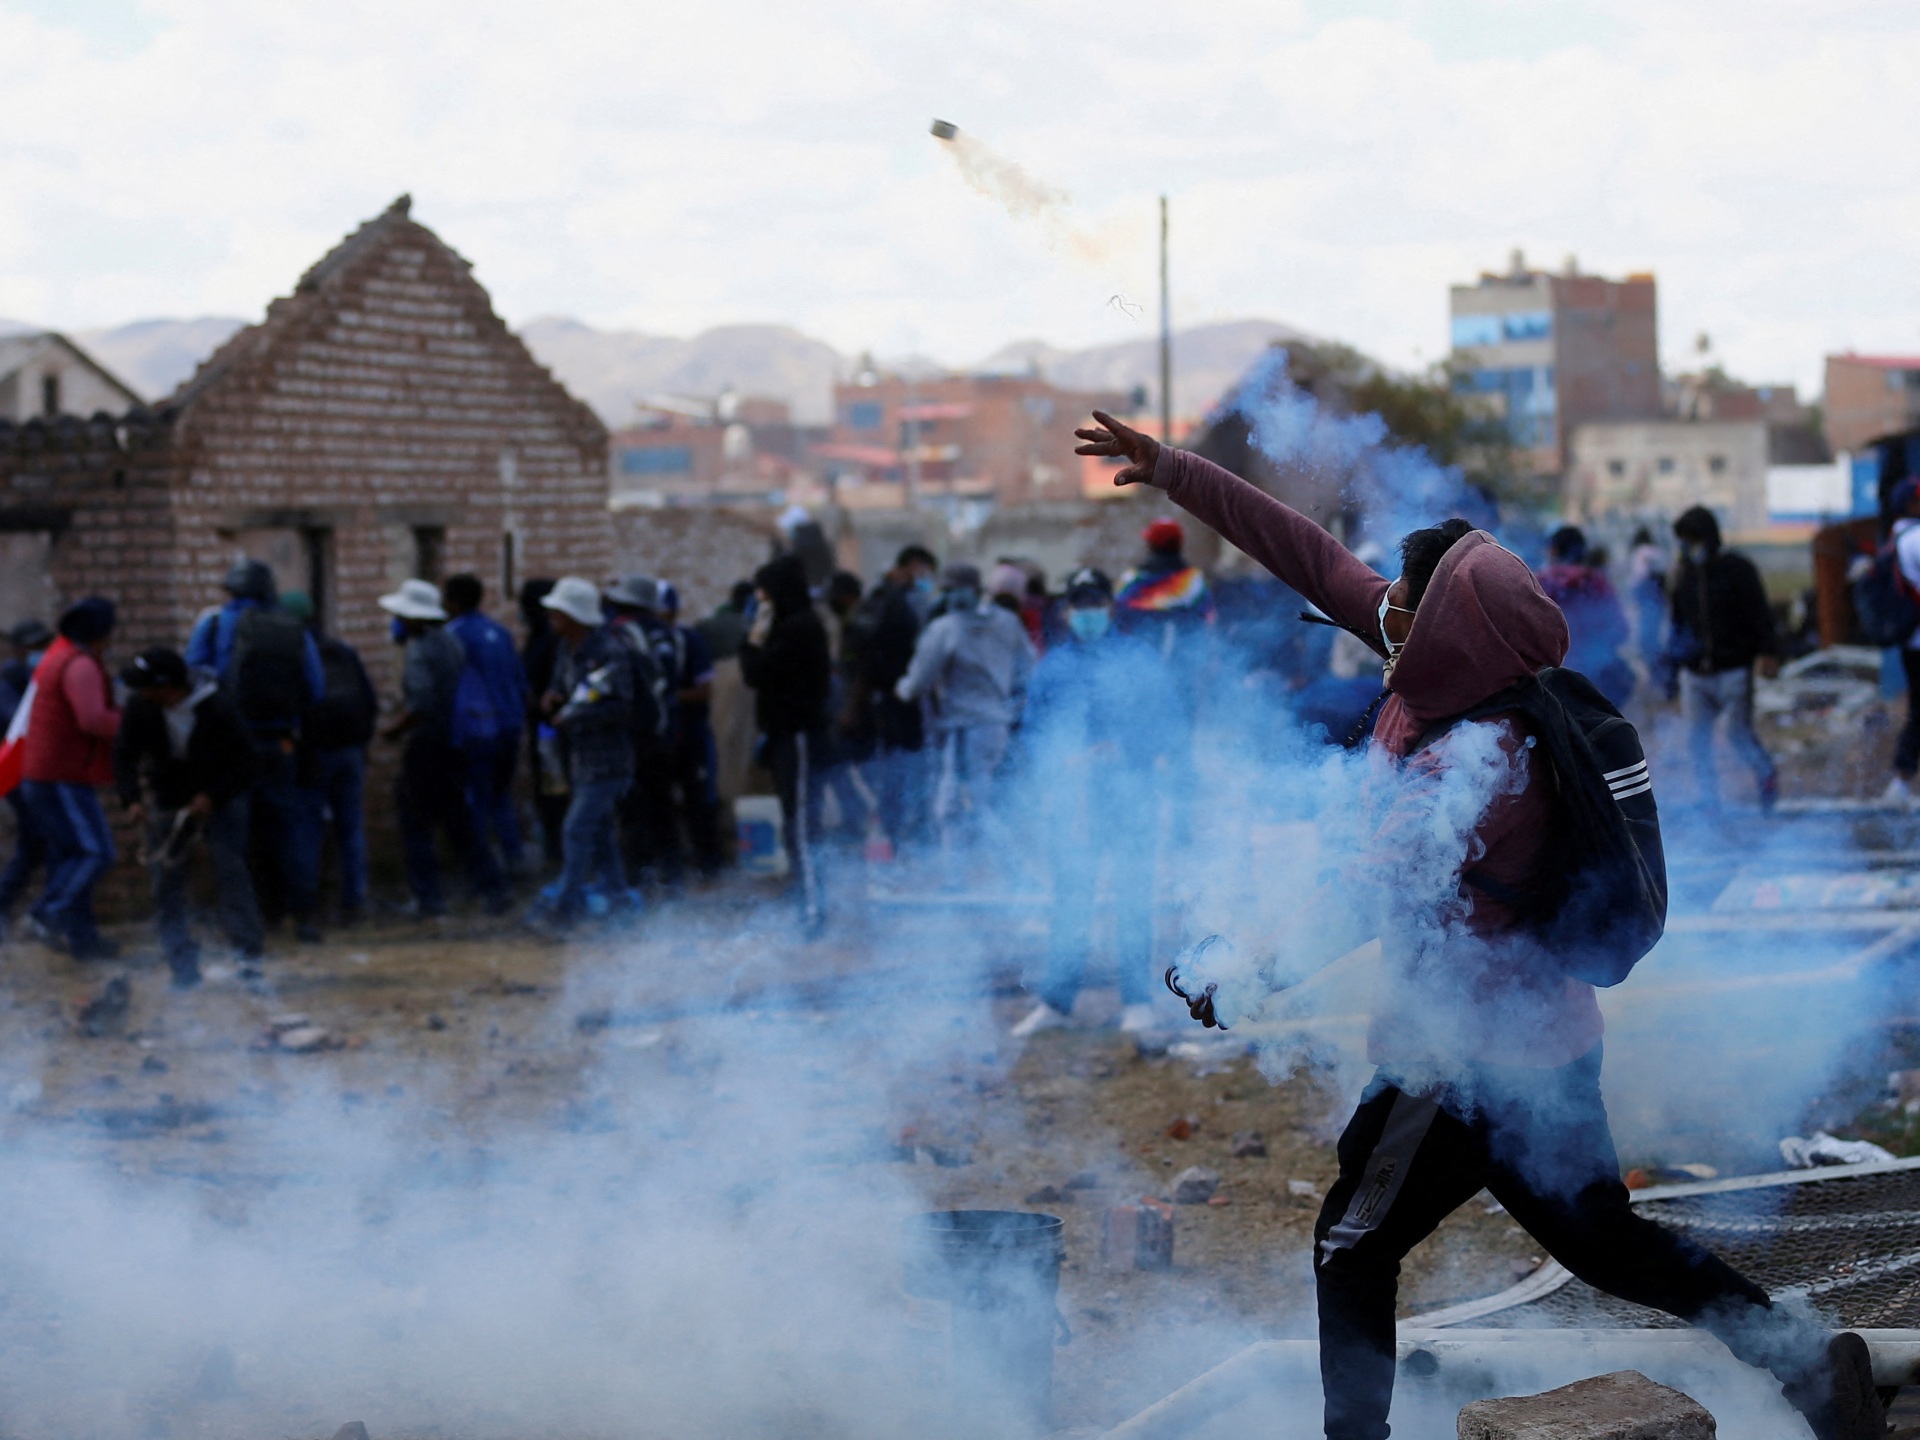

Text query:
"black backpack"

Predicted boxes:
[[225, 608, 310, 731], [1414, 666, 1667, 988], [612, 623, 669, 751], [1852, 541, 1920, 648], [305, 637, 377, 749]]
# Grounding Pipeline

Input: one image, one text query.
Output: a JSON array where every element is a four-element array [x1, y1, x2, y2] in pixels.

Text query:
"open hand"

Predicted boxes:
[[1074, 410, 1161, 487]]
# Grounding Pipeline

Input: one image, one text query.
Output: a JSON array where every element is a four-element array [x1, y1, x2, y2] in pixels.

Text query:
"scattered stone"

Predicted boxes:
[[1508, 1256, 1542, 1281], [1456, 1370, 1714, 1440], [1287, 1179, 1320, 1200], [1165, 1115, 1197, 1140], [1230, 1130, 1267, 1158], [254, 1015, 344, 1053], [425, 1014, 448, 1031], [1172, 1166, 1220, 1204], [332, 1424, 372, 1440], [1063, 1170, 1101, 1190], [1101, 1198, 1173, 1271], [1025, 1185, 1066, 1205], [76, 976, 131, 1039], [140, 1055, 168, 1073]]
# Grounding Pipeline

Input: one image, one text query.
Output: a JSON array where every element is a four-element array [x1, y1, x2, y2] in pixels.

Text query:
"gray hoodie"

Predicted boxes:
[[895, 603, 1035, 731]]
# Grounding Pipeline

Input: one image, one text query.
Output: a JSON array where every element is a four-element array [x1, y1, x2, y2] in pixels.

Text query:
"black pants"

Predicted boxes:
[[1313, 1047, 1822, 1440], [1898, 648, 1920, 778], [395, 734, 507, 914], [763, 729, 825, 931]]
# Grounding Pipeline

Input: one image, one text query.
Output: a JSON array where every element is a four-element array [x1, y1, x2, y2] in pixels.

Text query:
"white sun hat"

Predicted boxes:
[[377, 578, 447, 621], [542, 575, 605, 627]]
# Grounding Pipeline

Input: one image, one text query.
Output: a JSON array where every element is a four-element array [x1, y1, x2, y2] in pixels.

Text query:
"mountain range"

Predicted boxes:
[[2, 313, 1311, 428]]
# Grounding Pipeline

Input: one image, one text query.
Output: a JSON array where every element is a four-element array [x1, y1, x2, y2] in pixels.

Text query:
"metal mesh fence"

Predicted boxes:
[[1427, 1159, 1920, 1331]]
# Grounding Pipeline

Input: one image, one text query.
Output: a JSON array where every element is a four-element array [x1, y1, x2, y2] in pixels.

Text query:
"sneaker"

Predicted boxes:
[[1118, 1003, 1159, 1034], [1884, 777, 1915, 809], [1783, 1332, 1885, 1440], [1010, 1002, 1070, 1038], [27, 917, 65, 954]]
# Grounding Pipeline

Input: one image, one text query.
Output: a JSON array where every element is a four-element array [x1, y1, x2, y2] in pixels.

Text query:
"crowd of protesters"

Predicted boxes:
[[0, 493, 1806, 999]]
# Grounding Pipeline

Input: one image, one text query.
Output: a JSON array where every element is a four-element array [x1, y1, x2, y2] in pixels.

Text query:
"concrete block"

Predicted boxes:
[[1457, 1370, 1714, 1440]]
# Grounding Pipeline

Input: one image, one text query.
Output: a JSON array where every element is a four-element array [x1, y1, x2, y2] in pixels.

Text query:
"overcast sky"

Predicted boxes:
[[2, 0, 1917, 391]]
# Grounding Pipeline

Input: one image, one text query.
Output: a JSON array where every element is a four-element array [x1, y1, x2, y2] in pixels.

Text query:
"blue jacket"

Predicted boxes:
[[185, 599, 325, 699], [447, 611, 530, 738]]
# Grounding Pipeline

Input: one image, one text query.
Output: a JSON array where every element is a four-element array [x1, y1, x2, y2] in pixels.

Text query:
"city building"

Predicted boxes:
[[0, 193, 609, 729], [0, 332, 142, 422], [814, 369, 1135, 509], [608, 393, 809, 508], [1565, 419, 1768, 533], [1450, 252, 1661, 472], [1823, 353, 1920, 455]]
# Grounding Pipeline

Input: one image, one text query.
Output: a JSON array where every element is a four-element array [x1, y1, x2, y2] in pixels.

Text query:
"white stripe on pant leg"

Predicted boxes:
[[1319, 1091, 1442, 1261], [794, 732, 821, 927]]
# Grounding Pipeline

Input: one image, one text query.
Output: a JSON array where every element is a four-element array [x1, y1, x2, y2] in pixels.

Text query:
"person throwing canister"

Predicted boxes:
[[1073, 409, 1885, 1440]]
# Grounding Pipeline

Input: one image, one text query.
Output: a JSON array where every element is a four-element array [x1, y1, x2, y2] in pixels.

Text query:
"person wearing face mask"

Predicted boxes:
[[1009, 568, 1178, 1038], [1075, 409, 1884, 1440], [1667, 505, 1780, 812], [895, 563, 1036, 877]]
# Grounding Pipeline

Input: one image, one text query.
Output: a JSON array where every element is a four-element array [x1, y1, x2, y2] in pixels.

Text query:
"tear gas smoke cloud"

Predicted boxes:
[[0, 396, 1895, 1433]]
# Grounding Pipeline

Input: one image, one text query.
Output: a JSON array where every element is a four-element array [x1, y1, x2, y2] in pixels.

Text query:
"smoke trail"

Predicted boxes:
[[932, 123, 1134, 270]]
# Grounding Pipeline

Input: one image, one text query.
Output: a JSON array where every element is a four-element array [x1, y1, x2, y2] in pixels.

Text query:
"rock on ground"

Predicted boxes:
[[1457, 1370, 1715, 1440]]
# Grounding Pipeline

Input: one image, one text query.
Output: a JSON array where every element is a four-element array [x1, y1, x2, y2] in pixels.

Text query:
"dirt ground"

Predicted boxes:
[[0, 684, 1907, 1436], [0, 884, 1542, 1437]]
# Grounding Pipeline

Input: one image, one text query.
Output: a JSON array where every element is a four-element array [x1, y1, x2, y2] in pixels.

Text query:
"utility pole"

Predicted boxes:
[[1159, 194, 1172, 446]]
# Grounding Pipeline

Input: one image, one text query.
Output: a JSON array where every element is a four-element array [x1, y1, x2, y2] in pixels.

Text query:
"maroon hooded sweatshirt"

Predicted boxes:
[[1156, 448, 1601, 1069]]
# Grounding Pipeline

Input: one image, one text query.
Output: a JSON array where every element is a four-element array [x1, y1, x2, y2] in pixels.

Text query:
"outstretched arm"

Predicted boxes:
[[1075, 410, 1390, 645]]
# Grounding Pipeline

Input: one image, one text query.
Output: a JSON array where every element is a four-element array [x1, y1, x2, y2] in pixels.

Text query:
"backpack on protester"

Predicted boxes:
[[305, 638, 377, 750], [225, 607, 310, 730], [1413, 666, 1667, 988], [1852, 542, 1920, 648], [612, 623, 669, 751]]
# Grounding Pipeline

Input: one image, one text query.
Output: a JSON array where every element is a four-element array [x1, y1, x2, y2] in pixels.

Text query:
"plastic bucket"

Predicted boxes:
[[733, 794, 788, 877], [905, 1210, 1066, 1435]]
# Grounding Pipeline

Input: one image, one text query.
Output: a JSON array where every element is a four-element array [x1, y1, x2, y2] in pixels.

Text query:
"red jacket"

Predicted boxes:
[[1155, 448, 1598, 1070], [23, 638, 121, 787]]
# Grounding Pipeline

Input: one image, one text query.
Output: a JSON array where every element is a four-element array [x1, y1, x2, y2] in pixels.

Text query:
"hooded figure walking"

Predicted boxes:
[[1075, 410, 1883, 1440]]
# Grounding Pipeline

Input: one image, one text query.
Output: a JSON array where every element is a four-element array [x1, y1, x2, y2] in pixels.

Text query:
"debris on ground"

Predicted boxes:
[[1623, 1163, 1718, 1188], [1063, 1170, 1100, 1191], [1025, 1184, 1069, 1205], [1164, 1114, 1198, 1140], [1780, 1131, 1896, 1168], [1457, 1369, 1714, 1440], [1171, 1166, 1219, 1204], [1287, 1178, 1319, 1200], [254, 1015, 346, 1054], [1230, 1129, 1267, 1157], [75, 976, 131, 1038], [1100, 1198, 1174, 1272], [332, 1424, 372, 1440]]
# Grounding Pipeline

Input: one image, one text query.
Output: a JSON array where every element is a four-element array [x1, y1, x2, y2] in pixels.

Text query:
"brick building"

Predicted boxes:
[[814, 370, 1134, 509], [1450, 252, 1661, 472], [0, 192, 609, 731], [1824, 353, 1920, 455], [608, 394, 807, 509]]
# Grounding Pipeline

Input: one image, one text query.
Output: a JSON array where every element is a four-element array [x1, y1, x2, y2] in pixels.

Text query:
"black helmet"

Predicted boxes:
[[221, 559, 277, 602]]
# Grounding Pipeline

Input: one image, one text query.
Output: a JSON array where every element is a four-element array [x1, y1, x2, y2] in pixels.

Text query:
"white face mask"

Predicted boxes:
[[1378, 589, 1417, 680]]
